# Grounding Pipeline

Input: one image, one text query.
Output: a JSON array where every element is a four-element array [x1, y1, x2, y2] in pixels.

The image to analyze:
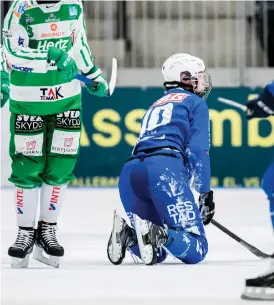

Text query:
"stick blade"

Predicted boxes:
[[108, 58, 118, 96]]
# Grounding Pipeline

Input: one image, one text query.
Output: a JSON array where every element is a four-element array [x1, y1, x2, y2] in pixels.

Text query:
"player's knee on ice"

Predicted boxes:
[[165, 230, 208, 264]]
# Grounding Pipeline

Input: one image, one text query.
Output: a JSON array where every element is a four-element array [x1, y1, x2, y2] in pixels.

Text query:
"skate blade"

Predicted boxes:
[[241, 287, 274, 301], [133, 214, 154, 265], [33, 246, 60, 268], [108, 210, 124, 263], [11, 255, 30, 268]]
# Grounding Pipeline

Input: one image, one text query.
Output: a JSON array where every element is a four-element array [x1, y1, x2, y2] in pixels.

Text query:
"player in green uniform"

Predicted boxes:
[[2, 0, 109, 268], [0, 45, 10, 107]]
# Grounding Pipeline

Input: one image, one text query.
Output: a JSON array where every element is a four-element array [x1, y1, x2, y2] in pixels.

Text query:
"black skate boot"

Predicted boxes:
[[241, 260, 274, 301], [33, 221, 64, 268], [8, 227, 36, 268], [133, 214, 168, 265], [107, 210, 137, 265]]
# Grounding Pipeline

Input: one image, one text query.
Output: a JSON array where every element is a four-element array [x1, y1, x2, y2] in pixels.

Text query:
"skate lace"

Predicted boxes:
[[157, 234, 166, 246], [42, 224, 60, 247], [156, 226, 168, 247], [14, 229, 34, 250]]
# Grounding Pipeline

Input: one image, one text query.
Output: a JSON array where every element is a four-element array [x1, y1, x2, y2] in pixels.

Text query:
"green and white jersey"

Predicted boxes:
[[3, 0, 100, 115], [0, 45, 8, 73]]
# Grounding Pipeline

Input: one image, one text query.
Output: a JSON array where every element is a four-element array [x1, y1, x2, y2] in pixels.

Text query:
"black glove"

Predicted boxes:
[[246, 84, 274, 119], [199, 190, 215, 225]]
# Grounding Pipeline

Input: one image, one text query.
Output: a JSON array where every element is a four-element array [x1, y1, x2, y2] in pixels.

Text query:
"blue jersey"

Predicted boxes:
[[266, 80, 274, 96], [134, 88, 211, 193], [247, 80, 274, 119]]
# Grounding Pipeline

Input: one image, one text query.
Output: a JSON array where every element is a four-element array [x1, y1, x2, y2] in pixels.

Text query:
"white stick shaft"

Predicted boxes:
[[108, 58, 117, 96], [218, 97, 247, 112]]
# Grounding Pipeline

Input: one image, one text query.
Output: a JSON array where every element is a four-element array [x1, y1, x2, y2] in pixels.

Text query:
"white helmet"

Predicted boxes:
[[162, 53, 212, 100]]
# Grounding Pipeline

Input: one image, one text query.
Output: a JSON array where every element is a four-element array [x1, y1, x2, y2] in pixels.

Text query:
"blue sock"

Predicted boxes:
[[270, 198, 274, 230]]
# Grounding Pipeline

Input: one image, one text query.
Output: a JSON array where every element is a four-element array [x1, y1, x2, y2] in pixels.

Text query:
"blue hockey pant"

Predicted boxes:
[[118, 150, 208, 264]]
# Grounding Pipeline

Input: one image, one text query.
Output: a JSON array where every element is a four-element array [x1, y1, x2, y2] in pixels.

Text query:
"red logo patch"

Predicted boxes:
[[50, 24, 57, 31], [26, 140, 36, 150], [64, 137, 73, 147], [153, 93, 189, 106]]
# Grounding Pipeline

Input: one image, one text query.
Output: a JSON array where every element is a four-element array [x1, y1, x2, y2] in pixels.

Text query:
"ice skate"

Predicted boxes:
[[133, 214, 168, 265], [241, 260, 274, 301], [107, 210, 137, 265], [8, 227, 36, 268], [33, 221, 64, 268]]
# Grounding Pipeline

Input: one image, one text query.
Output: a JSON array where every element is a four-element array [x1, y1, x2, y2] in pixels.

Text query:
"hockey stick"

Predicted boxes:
[[217, 97, 247, 112], [211, 219, 273, 259], [75, 58, 117, 97]]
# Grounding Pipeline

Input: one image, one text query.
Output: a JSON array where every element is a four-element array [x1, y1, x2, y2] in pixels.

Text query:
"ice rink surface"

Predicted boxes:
[[1, 188, 273, 305]]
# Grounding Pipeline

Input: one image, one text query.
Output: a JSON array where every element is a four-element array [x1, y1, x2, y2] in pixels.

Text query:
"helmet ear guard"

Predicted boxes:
[[164, 71, 193, 91]]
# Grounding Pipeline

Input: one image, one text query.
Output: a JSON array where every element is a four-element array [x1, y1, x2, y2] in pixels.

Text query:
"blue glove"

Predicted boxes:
[[246, 81, 274, 119]]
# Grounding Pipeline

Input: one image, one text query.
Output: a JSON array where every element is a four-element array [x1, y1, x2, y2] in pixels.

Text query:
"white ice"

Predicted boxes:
[[1, 188, 273, 305]]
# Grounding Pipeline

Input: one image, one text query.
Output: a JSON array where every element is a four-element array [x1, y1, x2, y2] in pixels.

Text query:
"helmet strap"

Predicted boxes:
[[164, 81, 194, 93]]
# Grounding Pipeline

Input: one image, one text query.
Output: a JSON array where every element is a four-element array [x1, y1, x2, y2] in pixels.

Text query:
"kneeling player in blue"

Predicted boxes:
[[107, 53, 215, 265]]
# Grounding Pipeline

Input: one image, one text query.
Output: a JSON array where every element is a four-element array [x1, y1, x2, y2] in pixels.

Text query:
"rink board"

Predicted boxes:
[[1, 188, 273, 305], [1, 87, 274, 187]]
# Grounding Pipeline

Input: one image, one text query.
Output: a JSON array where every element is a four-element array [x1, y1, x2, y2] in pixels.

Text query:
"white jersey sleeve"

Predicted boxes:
[[71, 0, 101, 79], [0, 45, 8, 73], [2, 0, 48, 73]]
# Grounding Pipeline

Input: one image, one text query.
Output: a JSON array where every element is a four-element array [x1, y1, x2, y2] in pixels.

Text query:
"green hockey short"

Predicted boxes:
[[9, 110, 82, 188]]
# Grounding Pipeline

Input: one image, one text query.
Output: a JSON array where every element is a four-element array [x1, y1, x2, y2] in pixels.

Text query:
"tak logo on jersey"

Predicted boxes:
[[40, 87, 64, 101]]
